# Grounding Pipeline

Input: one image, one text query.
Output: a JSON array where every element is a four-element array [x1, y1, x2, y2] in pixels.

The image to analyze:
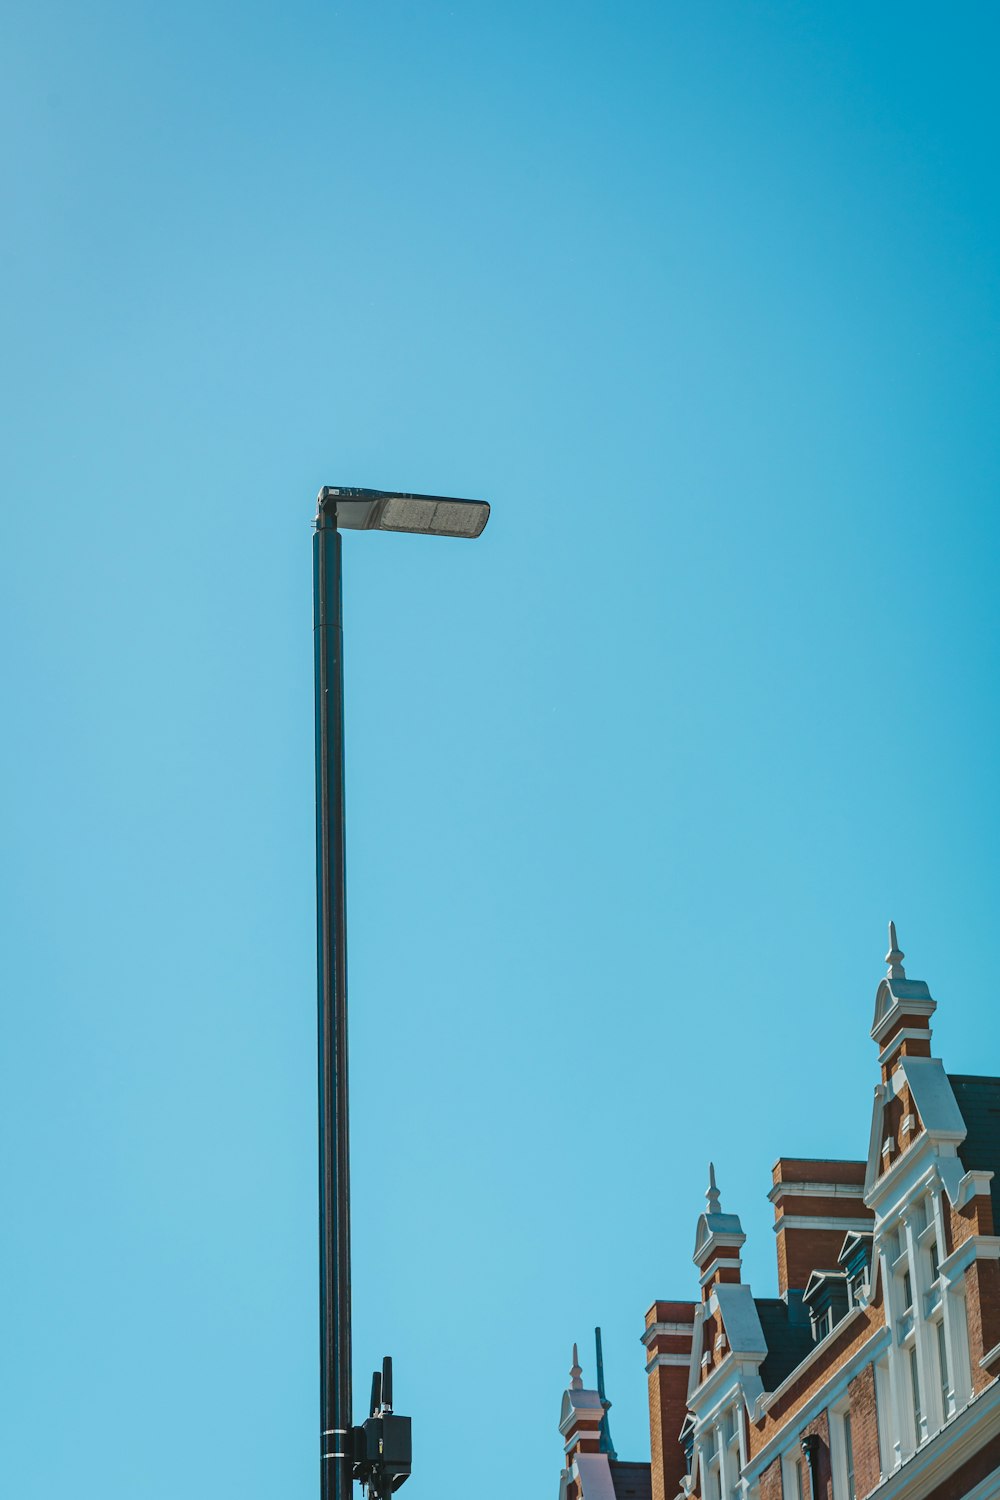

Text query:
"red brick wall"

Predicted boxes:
[[847, 1363, 881, 1499], [647, 1362, 692, 1500], [923, 1429, 1000, 1499], [758, 1457, 783, 1500], [966, 1259, 1000, 1395], [801, 1409, 832, 1500], [772, 1160, 867, 1187], [779, 1227, 863, 1296], [771, 1159, 871, 1295], [645, 1302, 695, 1500]]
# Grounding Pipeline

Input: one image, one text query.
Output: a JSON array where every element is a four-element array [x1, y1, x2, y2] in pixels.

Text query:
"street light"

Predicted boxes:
[[313, 484, 490, 1500]]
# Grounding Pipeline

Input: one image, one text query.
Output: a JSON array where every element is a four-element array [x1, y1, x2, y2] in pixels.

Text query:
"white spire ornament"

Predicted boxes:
[[706, 1162, 722, 1214], [570, 1343, 583, 1391], [885, 921, 906, 980]]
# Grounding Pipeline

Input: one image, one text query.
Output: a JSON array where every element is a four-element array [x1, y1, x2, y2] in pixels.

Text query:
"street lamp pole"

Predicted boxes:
[[312, 486, 490, 1499], [314, 512, 352, 1500]]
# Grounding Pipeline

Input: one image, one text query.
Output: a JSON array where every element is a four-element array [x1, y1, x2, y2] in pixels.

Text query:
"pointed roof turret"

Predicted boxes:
[[693, 1163, 746, 1297], [871, 922, 936, 1075], [558, 1341, 605, 1460]]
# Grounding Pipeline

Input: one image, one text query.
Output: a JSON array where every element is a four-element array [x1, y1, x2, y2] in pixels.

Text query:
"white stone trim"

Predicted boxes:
[[746, 1323, 891, 1477], [700, 1255, 743, 1287], [768, 1180, 867, 1203], [752, 1307, 868, 1417], [642, 1321, 696, 1345], [773, 1214, 875, 1234], [861, 1377, 1000, 1500], [878, 1028, 932, 1068], [939, 1234, 1000, 1283], [645, 1352, 694, 1373]]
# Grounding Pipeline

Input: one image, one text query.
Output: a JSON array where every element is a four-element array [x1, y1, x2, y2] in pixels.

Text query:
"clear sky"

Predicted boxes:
[[3, 3, 1000, 1497]]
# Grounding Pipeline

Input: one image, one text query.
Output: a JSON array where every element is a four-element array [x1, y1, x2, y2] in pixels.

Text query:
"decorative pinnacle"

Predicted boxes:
[[570, 1343, 583, 1390], [885, 921, 906, 980], [706, 1162, 722, 1214]]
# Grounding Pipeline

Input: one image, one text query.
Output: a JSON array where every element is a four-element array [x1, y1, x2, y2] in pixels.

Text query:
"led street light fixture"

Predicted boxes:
[[317, 486, 490, 539]]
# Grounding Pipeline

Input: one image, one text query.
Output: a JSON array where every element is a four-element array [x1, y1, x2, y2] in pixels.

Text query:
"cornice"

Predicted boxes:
[[767, 1181, 867, 1204], [862, 1379, 1000, 1500]]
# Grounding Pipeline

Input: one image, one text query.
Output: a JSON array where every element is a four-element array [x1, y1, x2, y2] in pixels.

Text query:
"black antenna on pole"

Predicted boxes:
[[595, 1327, 617, 1460]]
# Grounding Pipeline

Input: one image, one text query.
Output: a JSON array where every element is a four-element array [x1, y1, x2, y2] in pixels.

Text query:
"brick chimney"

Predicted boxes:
[[770, 1158, 872, 1295], [642, 1300, 696, 1500]]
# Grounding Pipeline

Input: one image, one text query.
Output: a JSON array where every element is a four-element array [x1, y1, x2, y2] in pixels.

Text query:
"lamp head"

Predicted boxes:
[[317, 486, 489, 539]]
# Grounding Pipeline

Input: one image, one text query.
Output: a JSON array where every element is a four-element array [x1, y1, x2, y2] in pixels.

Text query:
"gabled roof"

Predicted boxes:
[[573, 1454, 618, 1500], [802, 1269, 847, 1304], [609, 1460, 653, 1500], [755, 1296, 813, 1392], [951, 1073, 1000, 1226], [901, 1057, 966, 1137], [713, 1282, 767, 1357]]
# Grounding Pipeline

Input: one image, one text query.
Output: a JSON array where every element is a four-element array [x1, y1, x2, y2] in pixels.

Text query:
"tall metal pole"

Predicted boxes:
[[314, 512, 353, 1500]]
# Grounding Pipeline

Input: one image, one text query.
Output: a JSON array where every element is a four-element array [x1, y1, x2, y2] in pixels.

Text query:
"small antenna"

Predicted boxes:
[[381, 1355, 393, 1413], [369, 1369, 382, 1419], [595, 1327, 617, 1460]]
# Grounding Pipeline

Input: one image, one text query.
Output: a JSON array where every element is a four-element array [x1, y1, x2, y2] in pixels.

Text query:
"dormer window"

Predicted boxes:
[[839, 1230, 874, 1311], [804, 1269, 850, 1344]]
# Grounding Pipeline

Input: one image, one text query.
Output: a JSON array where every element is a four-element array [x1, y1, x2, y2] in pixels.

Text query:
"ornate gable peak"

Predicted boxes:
[[871, 921, 935, 1045], [559, 1343, 603, 1435], [693, 1162, 746, 1263]]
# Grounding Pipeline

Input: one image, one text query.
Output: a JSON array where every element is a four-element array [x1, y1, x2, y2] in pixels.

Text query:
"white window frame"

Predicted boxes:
[[829, 1400, 857, 1500]]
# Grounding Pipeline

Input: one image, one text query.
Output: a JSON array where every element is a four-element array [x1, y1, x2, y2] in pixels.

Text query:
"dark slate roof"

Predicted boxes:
[[609, 1461, 653, 1500], [950, 1074, 1000, 1226], [756, 1294, 814, 1393]]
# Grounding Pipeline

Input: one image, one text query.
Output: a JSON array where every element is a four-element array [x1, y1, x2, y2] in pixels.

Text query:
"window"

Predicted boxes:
[[902, 1271, 913, 1310], [910, 1345, 923, 1442], [937, 1319, 950, 1415], [782, 1451, 806, 1500], [929, 1239, 940, 1283], [725, 1405, 741, 1499], [831, 1406, 857, 1500], [843, 1412, 856, 1500]]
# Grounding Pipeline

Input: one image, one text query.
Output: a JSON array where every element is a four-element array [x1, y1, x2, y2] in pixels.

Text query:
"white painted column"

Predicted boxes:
[[878, 1239, 907, 1465], [902, 1210, 932, 1444]]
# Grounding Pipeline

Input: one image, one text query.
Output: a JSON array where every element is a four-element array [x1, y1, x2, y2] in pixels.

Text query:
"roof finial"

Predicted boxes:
[[885, 921, 906, 980], [706, 1161, 722, 1214], [570, 1342, 583, 1390]]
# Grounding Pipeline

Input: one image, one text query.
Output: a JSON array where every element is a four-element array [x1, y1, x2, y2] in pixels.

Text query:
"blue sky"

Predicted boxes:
[[3, 3, 1000, 1497]]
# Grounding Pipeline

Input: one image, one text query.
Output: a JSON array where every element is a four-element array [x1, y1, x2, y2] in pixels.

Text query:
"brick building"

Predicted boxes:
[[558, 927, 1000, 1500]]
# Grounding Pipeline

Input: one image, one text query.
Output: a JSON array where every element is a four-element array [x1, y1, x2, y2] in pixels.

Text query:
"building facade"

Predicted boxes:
[[559, 928, 1000, 1500]]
